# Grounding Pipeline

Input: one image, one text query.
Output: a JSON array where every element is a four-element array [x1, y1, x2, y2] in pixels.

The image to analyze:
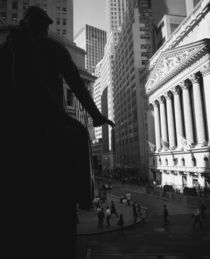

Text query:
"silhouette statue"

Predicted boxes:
[[0, 6, 114, 258]]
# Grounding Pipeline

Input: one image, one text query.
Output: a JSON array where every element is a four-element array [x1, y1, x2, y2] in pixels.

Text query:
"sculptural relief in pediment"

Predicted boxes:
[[145, 40, 209, 93]]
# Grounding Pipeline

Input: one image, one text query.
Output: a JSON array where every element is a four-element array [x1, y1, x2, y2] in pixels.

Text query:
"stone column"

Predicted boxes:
[[159, 96, 168, 149], [201, 62, 210, 145], [172, 86, 185, 149], [153, 101, 161, 151], [190, 73, 207, 146], [166, 91, 176, 149], [181, 80, 195, 145]]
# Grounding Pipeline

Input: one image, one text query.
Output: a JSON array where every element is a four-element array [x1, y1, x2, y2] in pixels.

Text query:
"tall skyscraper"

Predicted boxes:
[[106, 0, 127, 33], [0, 0, 74, 41], [93, 60, 103, 141], [74, 25, 107, 75], [91, 0, 128, 172], [113, 0, 153, 175]]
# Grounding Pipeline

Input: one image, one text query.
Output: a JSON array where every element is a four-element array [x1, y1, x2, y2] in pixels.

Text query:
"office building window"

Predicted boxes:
[[56, 6, 60, 13], [12, 13, 18, 21], [43, 4, 47, 11], [23, 2, 29, 10], [12, 1, 18, 9], [170, 23, 179, 33], [0, 12, 6, 19], [62, 18, 66, 25], [62, 29, 66, 36], [0, 0, 7, 8], [56, 17, 60, 25]]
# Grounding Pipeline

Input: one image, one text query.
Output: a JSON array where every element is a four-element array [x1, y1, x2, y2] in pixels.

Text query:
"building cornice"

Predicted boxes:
[[145, 39, 210, 96], [149, 145, 210, 157], [148, 0, 210, 71]]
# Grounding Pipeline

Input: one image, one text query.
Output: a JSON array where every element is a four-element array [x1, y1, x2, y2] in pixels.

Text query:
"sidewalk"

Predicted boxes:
[[77, 193, 147, 236]]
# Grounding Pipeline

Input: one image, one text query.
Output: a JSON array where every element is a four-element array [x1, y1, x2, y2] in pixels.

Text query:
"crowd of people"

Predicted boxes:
[[93, 198, 124, 229], [102, 167, 149, 185], [92, 191, 147, 230]]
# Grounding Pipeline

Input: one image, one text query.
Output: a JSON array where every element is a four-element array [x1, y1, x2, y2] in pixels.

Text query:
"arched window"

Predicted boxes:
[[165, 158, 168, 166], [192, 157, 196, 167], [204, 157, 208, 167], [174, 158, 178, 166], [182, 158, 185, 166], [159, 158, 161, 165]]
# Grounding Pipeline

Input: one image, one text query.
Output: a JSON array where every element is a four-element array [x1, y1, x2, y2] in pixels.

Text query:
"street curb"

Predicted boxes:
[[77, 212, 149, 236]]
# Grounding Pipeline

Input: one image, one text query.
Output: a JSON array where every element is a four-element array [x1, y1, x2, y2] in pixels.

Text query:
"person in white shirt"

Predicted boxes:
[[106, 206, 111, 227]]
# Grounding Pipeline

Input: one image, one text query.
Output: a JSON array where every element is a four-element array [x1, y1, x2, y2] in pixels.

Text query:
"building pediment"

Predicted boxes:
[[146, 39, 210, 95]]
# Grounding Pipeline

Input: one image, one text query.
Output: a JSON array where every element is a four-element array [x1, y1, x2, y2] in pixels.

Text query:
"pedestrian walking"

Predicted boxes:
[[125, 191, 131, 206], [199, 200, 207, 218], [137, 204, 145, 224], [132, 202, 138, 223], [163, 204, 170, 226], [93, 196, 100, 208], [106, 206, 111, 227], [110, 200, 119, 218], [96, 205, 102, 227], [117, 214, 125, 234], [192, 207, 202, 229], [98, 207, 104, 228], [122, 197, 127, 205]]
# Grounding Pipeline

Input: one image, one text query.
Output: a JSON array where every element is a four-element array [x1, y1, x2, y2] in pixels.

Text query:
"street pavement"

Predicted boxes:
[[77, 180, 210, 258]]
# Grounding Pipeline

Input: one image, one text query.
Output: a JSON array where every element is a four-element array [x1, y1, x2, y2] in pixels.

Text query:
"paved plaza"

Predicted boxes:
[[77, 181, 210, 259]]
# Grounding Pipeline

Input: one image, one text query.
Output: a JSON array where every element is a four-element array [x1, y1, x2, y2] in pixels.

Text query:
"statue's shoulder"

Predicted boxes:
[[44, 36, 66, 53]]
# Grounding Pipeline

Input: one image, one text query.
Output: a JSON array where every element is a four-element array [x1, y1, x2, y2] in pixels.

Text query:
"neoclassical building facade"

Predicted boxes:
[[143, 0, 210, 191]]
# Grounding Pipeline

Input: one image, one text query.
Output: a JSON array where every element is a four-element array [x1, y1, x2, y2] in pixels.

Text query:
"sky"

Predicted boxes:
[[73, 0, 107, 37]]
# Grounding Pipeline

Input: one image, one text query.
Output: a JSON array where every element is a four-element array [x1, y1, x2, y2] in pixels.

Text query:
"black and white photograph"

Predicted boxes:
[[1, 0, 210, 258]]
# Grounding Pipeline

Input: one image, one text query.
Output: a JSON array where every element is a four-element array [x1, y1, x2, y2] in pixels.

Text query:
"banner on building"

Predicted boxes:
[[146, 140, 156, 152], [74, 97, 95, 195]]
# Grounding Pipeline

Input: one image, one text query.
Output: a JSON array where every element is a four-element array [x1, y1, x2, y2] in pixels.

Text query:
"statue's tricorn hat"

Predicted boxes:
[[20, 6, 53, 27]]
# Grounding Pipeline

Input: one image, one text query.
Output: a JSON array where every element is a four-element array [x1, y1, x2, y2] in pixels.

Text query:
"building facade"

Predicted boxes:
[[155, 14, 186, 50], [0, 0, 74, 40], [113, 0, 153, 176], [91, 0, 128, 172], [105, 0, 127, 41], [74, 25, 107, 75], [144, 0, 210, 191]]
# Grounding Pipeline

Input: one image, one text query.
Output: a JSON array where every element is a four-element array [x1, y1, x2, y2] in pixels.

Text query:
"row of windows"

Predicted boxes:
[[154, 157, 209, 167], [56, 29, 66, 36], [56, 6, 67, 13], [56, 18, 66, 25]]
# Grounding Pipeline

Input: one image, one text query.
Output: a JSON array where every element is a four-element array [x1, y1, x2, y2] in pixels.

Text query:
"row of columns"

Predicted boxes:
[[151, 66, 210, 151]]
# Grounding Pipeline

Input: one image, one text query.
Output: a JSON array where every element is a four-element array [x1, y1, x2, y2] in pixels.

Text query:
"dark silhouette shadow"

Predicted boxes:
[[0, 6, 114, 258]]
